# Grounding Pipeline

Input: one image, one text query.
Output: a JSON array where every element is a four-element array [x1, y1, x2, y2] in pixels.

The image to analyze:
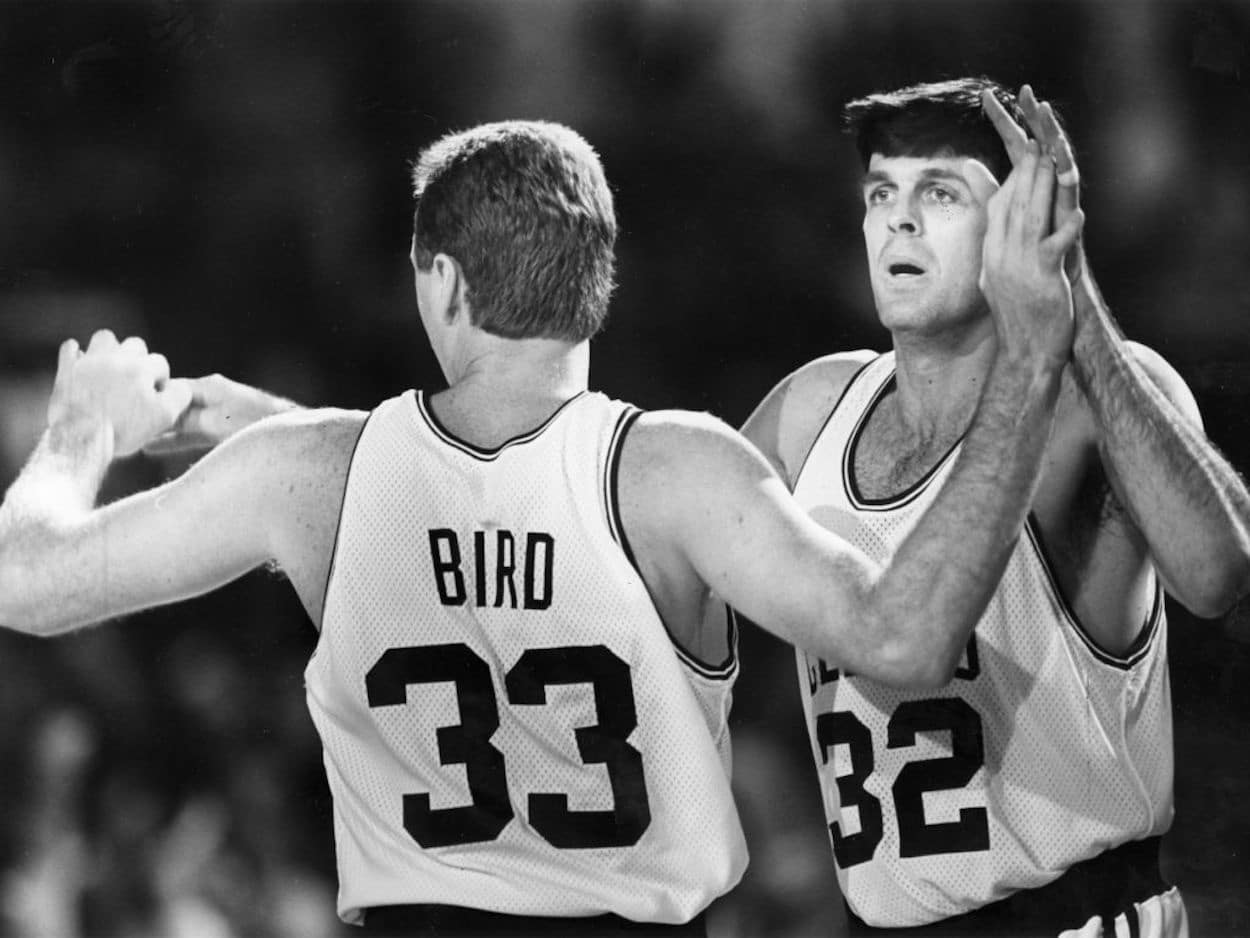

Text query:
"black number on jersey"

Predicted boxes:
[[366, 642, 652, 850], [816, 711, 883, 867], [506, 646, 650, 847], [366, 644, 513, 847], [888, 698, 989, 857], [817, 696, 990, 866]]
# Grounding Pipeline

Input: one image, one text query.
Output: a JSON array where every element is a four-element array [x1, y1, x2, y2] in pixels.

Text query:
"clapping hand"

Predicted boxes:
[[48, 330, 192, 458]]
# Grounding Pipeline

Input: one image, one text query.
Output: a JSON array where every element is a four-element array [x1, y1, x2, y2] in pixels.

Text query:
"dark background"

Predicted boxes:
[[0, 2, 1247, 936]]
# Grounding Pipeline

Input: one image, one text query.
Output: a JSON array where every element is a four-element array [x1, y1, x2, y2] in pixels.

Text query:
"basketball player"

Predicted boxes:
[[735, 79, 1250, 937], [0, 119, 1080, 935]]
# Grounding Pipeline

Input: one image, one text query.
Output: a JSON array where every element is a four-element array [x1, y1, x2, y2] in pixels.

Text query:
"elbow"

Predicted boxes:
[[901, 656, 960, 691], [867, 636, 961, 691], [1174, 554, 1250, 620], [0, 598, 56, 638], [0, 559, 64, 638]]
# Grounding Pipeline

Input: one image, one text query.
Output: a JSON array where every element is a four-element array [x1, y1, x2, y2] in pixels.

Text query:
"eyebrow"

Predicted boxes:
[[860, 167, 967, 188]]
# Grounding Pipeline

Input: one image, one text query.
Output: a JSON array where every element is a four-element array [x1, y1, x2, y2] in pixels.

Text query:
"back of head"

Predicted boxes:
[[843, 77, 1031, 183], [411, 120, 617, 344]]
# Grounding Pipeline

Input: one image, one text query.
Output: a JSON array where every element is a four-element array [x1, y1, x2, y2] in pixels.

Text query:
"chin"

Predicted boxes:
[[875, 299, 936, 333]]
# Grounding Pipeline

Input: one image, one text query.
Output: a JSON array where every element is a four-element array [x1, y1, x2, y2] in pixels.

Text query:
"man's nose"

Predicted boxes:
[[888, 198, 920, 234]]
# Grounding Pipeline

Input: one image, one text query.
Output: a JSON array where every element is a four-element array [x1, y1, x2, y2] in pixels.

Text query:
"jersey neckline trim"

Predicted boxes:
[[1024, 514, 1164, 670], [414, 389, 589, 461], [604, 409, 738, 682], [842, 365, 965, 511], [791, 354, 880, 486]]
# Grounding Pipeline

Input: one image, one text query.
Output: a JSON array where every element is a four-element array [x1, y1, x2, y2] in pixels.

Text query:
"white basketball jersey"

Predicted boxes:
[[307, 390, 745, 926], [792, 354, 1174, 928]]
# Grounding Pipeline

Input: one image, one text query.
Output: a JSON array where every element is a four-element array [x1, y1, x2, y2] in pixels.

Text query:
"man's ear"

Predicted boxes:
[[431, 253, 466, 324]]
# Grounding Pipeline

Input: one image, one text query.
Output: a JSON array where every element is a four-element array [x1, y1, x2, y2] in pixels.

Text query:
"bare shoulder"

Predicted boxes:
[[1124, 341, 1203, 428], [617, 409, 777, 519], [201, 407, 368, 527], [230, 407, 367, 472], [1054, 341, 1203, 445], [743, 350, 878, 485], [224, 407, 368, 623], [621, 408, 756, 480]]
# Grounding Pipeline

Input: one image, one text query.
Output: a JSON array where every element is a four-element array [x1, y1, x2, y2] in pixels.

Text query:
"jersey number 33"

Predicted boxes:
[[367, 641, 652, 850]]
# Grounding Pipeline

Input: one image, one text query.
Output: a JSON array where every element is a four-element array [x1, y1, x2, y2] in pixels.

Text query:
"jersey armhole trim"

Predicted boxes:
[[1024, 514, 1164, 670], [605, 408, 738, 681], [792, 354, 879, 486], [671, 605, 739, 681], [313, 410, 374, 640], [605, 406, 643, 563]]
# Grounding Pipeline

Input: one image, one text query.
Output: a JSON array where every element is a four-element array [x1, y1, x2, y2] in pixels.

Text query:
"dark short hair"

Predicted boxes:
[[411, 120, 616, 343], [842, 77, 1032, 183]]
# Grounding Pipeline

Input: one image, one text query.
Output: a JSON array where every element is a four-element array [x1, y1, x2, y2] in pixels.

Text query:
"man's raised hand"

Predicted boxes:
[[964, 146, 1085, 371], [142, 373, 300, 455], [47, 329, 193, 458], [983, 85, 1085, 280]]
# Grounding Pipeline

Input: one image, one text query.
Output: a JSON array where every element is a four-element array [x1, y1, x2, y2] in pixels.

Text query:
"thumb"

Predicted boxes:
[[57, 337, 81, 374], [158, 377, 196, 427], [963, 159, 1000, 208]]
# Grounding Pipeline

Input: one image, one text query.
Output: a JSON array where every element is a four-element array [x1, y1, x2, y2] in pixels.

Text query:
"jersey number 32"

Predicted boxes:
[[818, 697, 990, 867]]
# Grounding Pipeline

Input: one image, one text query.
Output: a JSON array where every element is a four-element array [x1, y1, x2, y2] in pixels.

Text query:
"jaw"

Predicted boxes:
[[873, 283, 989, 342]]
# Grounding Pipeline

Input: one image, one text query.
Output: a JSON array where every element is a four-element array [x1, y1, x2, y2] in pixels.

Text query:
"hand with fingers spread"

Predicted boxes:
[[143, 374, 300, 455], [983, 85, 1085, 281], [47, 329, 193, 458], [964, 143, 1085, 370]]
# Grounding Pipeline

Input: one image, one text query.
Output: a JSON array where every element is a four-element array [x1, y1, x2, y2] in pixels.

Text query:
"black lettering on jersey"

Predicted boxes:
[[430, 528, 555, 610], [474, 531, 488, 607], [806, 654, 842, 695], [524, 533, 554, 610], [429, 529, 467, 606], [493, 530, 518, 608], [954, 634, 980, 681]]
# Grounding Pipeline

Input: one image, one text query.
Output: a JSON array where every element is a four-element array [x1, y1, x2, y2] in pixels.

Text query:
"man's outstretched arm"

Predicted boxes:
[[0, 331, 342, 635], [986, 86, 1250, 617]]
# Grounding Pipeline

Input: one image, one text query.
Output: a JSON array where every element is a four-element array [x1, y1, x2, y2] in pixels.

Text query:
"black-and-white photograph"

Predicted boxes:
[[0, 2, 1247, 936]]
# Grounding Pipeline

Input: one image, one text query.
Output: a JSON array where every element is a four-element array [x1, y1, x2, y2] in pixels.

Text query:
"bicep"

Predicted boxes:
[[663, 428, 876, 662]]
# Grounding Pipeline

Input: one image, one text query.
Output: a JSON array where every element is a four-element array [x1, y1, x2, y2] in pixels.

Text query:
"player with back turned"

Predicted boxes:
[[0, 118, 1080, 935], [735, 78, 1250, 937]]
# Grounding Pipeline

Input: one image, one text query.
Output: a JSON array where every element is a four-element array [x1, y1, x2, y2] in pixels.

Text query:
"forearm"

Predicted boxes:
[[0, 417, 114, 633], [1071, 272, 1250, 614], [868, 354, 1062, 686]]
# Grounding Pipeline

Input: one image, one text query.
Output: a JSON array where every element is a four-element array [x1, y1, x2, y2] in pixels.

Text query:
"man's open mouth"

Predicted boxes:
[[888, 262, 925, 276]]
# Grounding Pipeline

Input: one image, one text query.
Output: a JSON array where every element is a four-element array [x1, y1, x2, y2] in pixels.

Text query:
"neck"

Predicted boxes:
[[439, 335, 590, 416], [890, 321, 997, 437]]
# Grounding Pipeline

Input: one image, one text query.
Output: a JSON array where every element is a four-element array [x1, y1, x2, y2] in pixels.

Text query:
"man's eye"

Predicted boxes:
[[867, 187, 893, 205], [928, 187, 956, 205]]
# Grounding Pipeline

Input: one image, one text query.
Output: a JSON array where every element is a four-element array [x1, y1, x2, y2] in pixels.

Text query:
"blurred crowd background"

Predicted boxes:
[[0, 1, 1248, 936]]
